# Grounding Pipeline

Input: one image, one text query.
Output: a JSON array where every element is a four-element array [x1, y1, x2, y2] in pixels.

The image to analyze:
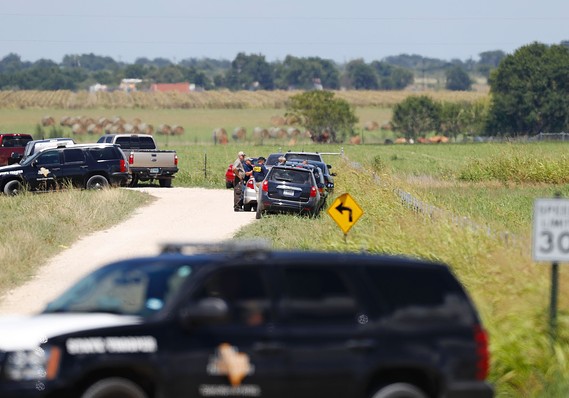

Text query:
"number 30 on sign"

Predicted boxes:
[[533, 198, 569, 262]]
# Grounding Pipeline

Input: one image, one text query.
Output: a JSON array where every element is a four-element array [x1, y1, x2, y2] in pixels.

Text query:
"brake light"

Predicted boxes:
[[310, 186, 317, 197], [120, 159, 127, 173], [474, 325, 490, 380], [246, 178, 255, 189], [174, 154, 178, 166], [128, 153, 134, 165], [262, 180, 268, 192]]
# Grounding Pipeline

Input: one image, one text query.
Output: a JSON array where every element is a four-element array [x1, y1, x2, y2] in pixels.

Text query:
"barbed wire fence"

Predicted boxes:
[[344, 156, 527, 252]]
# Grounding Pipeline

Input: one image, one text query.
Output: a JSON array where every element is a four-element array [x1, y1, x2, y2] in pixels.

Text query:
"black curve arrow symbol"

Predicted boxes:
[[335, 202, 353, 222]]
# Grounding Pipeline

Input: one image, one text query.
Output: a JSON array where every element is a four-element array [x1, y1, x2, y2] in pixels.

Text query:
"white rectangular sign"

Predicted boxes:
[[533, 198, 569, 262]]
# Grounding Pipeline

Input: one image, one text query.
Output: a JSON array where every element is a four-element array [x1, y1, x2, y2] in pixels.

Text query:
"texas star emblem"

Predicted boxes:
[[38, 167, 50, 177], [207, 343, 254, 386]]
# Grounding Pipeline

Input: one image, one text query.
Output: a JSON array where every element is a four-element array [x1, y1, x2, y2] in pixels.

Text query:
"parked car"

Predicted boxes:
[[0, 241, 493, 398], [256, 164, 327, 219], [0, 133, 33, 166], [15, 137, 76, 164], [302, 159, 336, 192], [265, 152, 284, 170], [0, 143, 130, 195], [284, 151, 324, 162]]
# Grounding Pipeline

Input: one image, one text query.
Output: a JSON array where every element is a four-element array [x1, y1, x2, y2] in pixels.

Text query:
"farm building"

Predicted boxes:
[[150, 82, 191, 93]]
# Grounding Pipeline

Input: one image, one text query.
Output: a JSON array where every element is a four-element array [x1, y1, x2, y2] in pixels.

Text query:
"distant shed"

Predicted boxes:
[[150, 82, 191, 93]]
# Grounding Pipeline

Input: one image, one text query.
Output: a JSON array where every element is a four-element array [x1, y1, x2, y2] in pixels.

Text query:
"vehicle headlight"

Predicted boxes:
[[4, 346, 61, 381]]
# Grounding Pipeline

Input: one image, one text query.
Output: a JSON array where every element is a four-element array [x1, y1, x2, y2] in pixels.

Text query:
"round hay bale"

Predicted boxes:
[[132, 117, 142, 127], [232, 127, 246, 141], [60, 116, 71, 127], [285, 115, 300, 125], [287, 127, 301, 137], [87, 124, 103, 135], [139, 123, 154, 135], [380, 122, 394, 131], [350, 135, 362, 145], [394, 137, 407, 144], [41, 116, 55, 127], [172, 125, 185, 136], [72, 123, 86, 135], [158, 124, 172, 135], [270, 115, 286, 126], [111, 116, 126, 125], [364, 121, 379, 131], [213, 128, 228, 145]]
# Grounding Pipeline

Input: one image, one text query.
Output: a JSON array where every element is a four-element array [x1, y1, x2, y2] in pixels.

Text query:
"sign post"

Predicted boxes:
[[532, 193, 567, 346], [327, 193, 363, 240]]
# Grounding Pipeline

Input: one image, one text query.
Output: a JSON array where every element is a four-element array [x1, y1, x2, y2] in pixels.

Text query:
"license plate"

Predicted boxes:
[[283, 189, 294, 197], [150, 168, 160, 174]]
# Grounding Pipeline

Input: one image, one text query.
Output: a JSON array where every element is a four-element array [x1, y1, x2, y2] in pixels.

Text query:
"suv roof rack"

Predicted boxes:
[[160, 239, 272, 255]]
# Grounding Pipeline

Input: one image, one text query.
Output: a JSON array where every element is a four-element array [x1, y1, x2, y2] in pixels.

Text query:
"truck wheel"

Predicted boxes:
[[3, 180, 23, 196], [370, 383, 427, 398], [159, 178, 172, 188], [86, 175, 110, 190], [243, 203, 252, 212], [81, 377, 148, 398]]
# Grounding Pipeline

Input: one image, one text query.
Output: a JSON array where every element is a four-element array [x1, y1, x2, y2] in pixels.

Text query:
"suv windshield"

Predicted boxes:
[[43, 261, 193, 317]]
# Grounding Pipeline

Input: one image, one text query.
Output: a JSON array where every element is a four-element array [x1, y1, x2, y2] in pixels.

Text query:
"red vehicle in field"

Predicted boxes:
[[0, 133, 33, 166]]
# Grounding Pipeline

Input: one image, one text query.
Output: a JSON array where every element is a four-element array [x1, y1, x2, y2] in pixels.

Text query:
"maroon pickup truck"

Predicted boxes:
[[0, 133, 33, 166]]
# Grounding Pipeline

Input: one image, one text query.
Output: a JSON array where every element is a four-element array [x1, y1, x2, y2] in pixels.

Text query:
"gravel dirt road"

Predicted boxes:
[[0, 187, 256, 316]]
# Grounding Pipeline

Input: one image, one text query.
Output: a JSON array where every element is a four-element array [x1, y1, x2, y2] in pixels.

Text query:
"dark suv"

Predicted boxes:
[[256, 164, 327, 219], [0, 143, 130, 195], [0, 242, 493, 398]]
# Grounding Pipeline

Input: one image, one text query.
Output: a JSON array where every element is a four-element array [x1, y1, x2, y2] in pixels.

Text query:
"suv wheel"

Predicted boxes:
[[86, 175, 110, 190], [370, 383, 427, 398], [81, 377, 147, 398], [3, 180, 23, 195]]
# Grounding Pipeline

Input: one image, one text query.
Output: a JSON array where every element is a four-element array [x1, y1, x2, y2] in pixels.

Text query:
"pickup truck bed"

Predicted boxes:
[[97, 134, 178, 187], [0, 133, 33, 166]]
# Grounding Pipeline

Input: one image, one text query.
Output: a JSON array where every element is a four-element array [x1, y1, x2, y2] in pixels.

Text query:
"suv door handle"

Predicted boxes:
[[253, 342, 285, 354], [346, 339, 377, 351]]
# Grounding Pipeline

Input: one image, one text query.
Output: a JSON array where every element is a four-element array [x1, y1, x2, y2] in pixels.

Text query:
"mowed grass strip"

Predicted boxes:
[[0, 189, 151, 297]]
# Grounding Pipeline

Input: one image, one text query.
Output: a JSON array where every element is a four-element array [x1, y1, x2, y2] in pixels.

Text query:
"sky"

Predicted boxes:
[[1, 0, 568, 64]]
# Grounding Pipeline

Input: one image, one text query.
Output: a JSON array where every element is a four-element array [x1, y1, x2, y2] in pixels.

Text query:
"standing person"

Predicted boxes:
[[233, 151, 246, 211], [252, 156, 268, 188], [243, 157, 254, 181]]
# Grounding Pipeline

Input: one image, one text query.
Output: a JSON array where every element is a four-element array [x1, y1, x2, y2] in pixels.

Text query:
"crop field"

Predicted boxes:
[[1, 101, 568, 397]]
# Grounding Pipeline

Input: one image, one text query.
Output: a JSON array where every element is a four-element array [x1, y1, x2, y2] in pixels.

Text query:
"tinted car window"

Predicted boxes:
[[89, 147, 120, 161], [139, 136, 156, 149], [279, 267, 358, 324], [36, 150, 61, 165], [63, 148, 85, 163], [364, 266, 474, 325], [193, 267, 269, 326], [115, 137, 132, 149], [2, 137, 32, 147]]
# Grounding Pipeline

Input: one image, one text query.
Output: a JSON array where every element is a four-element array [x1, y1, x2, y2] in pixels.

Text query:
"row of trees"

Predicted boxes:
[[291, 42, 569, 139], [0, 50, 505, 92]]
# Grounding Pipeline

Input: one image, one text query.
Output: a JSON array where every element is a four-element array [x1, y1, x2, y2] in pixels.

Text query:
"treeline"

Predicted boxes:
[[0, 50, 508, 92]]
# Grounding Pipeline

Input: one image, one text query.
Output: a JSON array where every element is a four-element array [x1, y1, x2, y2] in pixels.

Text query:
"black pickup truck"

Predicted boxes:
[[0, 242, 493, 398], [0, 143, 130, 195]]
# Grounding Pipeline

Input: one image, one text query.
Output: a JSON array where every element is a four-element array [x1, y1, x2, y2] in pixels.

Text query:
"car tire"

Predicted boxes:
[[81, 377, 148, 398], [370, 383, 427, 398], [159, 178, 172, 188], [86, 175, 110, 190], [3, 179, 23, 196], [243, 203, 252, 212]]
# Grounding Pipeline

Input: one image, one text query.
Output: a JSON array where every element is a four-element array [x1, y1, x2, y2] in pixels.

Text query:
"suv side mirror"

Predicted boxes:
[[179, 297, 229, 328]]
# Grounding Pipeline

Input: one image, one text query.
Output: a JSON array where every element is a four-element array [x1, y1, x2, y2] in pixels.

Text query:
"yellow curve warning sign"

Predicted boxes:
[[327, 193, 364, 234]]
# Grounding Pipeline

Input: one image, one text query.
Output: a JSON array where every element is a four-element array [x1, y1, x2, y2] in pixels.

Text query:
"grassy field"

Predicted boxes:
[[1, 103, 569, 397]]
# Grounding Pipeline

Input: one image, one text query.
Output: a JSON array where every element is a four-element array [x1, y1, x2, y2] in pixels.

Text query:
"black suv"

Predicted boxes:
[[0, 243, 493, 398], [0, 143, 130, 195]]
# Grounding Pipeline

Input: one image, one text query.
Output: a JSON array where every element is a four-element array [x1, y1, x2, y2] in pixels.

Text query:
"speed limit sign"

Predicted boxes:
[[533, 198, 569, 262]]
